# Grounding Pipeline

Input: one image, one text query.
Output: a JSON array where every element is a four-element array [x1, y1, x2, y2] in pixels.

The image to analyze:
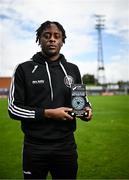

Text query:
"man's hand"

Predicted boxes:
[[44, 107, 74, 121], [80, 107, 93, 121]]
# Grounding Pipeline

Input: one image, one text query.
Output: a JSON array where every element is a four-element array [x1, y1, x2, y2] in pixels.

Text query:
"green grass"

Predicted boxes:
[[76, 95, 129, 179], [0, 99, 23, 179], [0, 95, 129, 179]]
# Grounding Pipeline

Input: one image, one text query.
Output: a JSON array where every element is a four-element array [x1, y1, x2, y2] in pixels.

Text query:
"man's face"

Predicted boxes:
[[39, 23, 63, 58]]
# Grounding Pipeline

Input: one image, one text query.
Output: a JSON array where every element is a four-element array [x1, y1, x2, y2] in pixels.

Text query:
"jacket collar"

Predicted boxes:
[[32, 52, 67, 66]]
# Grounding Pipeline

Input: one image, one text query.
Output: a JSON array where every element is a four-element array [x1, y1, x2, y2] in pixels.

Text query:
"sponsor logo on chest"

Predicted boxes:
[[32, 80, 45, 84]]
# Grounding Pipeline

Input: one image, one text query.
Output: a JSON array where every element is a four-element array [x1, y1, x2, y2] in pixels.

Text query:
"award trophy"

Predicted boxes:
[[71, 84, 87, 117]]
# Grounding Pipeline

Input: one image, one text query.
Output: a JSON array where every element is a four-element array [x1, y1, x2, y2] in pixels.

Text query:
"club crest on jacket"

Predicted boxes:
[[64, 75, 74, 88]]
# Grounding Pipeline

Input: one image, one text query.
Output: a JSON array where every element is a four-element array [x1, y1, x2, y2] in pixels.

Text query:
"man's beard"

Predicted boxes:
[[42, 47, 60, 58], [45, 51, 58, 57]]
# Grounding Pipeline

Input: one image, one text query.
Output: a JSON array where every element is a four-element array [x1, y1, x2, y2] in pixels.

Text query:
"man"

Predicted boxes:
[[8, 21, 92, 179]]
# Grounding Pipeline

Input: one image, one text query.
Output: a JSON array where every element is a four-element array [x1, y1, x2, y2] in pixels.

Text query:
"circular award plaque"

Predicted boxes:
[[72, 96, 85, 110]]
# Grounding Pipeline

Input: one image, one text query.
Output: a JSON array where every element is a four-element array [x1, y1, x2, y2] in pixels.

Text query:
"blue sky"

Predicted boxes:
[[0, 0, 129, 83]]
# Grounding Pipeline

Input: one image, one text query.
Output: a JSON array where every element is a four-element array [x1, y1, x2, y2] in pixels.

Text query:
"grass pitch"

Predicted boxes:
[[0, 95, 129, 179]]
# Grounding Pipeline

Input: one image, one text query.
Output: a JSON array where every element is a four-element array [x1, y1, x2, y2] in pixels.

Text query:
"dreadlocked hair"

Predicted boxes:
[[36, 21, 67, 45]]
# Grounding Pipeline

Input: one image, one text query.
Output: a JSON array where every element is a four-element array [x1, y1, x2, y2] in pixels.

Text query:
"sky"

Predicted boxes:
[[0, 0, 129, 83]]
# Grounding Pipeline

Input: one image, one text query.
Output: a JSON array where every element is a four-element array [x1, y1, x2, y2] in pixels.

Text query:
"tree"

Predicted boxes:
[[82, 74, 97, 85]]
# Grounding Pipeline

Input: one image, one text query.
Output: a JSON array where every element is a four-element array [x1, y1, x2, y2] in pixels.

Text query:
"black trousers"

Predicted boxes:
[[23, 141, 78, 179]]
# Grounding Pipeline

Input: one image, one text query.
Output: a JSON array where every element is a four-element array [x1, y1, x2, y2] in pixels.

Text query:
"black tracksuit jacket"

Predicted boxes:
[[8, 52, 91, 151]]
